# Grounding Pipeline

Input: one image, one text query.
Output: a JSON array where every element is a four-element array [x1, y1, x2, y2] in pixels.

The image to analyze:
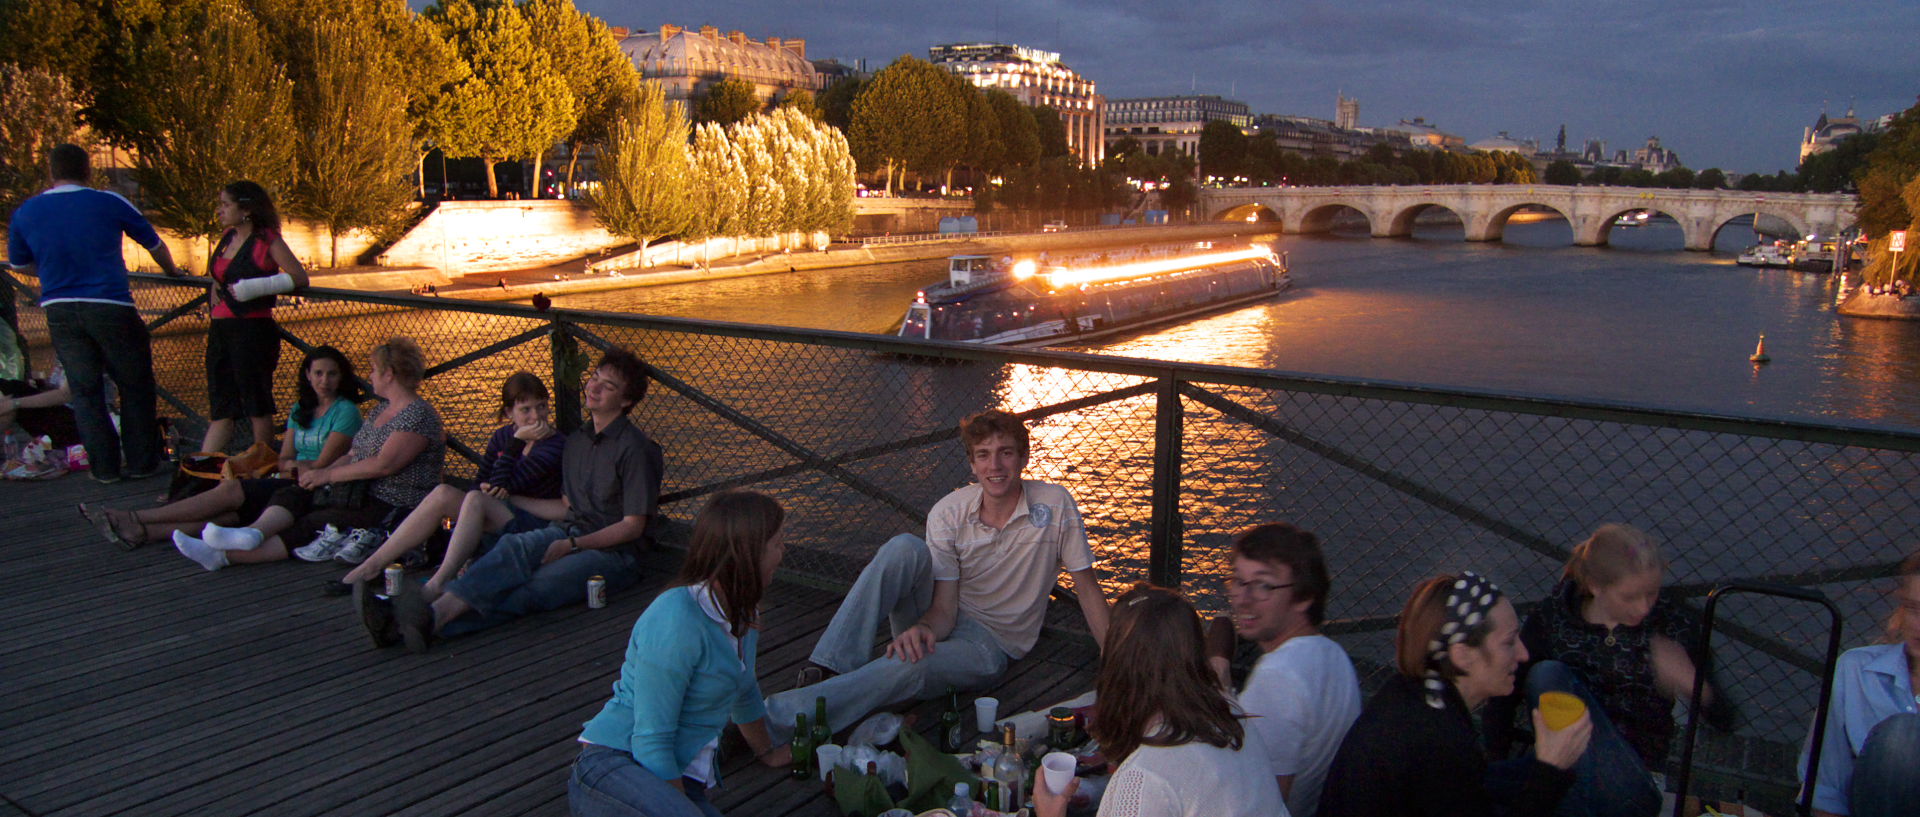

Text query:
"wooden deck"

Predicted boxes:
[[0, 476, 1099, 817]]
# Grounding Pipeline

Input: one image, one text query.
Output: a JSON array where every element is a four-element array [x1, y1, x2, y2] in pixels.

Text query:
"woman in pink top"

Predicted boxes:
[[202, 181, 308, 454]]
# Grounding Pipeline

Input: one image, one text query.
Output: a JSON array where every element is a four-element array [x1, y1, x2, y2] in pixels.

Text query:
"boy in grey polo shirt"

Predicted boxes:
[[361, 348, 662, 652]]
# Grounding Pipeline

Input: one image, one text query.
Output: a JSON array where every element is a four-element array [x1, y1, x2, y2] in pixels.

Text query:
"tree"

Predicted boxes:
[[0, 65, 84, 221], [777, 89, 822, 121], [588, 82, 689, 265], [684, 122, 748, 262], [817, 76, 863, 131], [1854, 99, 1920, 236], [423, 0, 575, 198], [1693, 167, 1727, 189], [521, 0, 641, 195], [986, 90, 1039, 169], [1543, 159, 1580, 185], [848, 56, 965, 192], [1197, 120, 1246, 182], [1654, 167, 1694, 189], [0, 0, 105, 97], [120, 0, 299, 240], [1799, 131, 1879, 193], [957, 77, 1000, 186], [288, 16, 417, 266], [1030, 105, 1068, 159], [696, 76, 760, 127]]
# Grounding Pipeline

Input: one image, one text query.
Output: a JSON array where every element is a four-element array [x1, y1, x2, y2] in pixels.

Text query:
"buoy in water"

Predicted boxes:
[[1750, 333, 1770, 364]]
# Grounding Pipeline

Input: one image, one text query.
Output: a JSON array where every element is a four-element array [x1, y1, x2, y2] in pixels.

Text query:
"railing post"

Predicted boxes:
[[1148, 374, 1184, 588], [550, 318, 582, 434]]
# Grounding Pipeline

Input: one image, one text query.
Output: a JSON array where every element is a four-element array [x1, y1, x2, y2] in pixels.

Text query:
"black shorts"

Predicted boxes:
[[268, 481, 398, 549], [237, 476, 296, 522], [206, 317, 281, 421]]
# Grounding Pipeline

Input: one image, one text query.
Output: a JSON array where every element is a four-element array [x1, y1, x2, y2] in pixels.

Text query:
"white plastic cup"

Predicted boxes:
[[1041, 751, 1075, 795], [974, 696, 999, 733], [813, 744, 843, 781]]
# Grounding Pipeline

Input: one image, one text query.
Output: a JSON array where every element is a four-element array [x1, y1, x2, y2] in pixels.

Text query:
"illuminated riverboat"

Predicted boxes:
[[896, 243, 1291, 346]]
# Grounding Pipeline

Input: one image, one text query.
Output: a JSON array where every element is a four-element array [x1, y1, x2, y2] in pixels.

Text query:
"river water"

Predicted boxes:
[[554, 217, 1920, 431]]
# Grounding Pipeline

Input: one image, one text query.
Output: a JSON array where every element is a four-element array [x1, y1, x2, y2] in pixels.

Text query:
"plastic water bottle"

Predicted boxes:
[[948, 782, 972, 815]]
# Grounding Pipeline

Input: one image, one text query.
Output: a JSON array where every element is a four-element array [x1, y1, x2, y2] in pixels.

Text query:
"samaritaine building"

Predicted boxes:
[[928, 42, 1105, 166], [618, 24, 823, 116]]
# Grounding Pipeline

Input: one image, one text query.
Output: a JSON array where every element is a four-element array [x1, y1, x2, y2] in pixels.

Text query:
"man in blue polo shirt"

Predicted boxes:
[[7, 144, 184, 483]]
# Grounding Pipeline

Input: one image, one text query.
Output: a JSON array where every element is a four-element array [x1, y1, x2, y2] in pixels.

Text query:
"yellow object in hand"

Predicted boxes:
[[1538, 691, 1587, 731]]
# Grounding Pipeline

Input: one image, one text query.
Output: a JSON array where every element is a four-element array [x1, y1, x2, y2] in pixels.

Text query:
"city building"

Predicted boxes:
[[1392, 117, 1465, 149], [1469, 132, 1537, 156], [1104, 95, 1251, 158], [1248, 114, 1381, 161], [1336, 93, 1359, 130], [1800, 107, 1865, 163], [618, 24, 824, 117], [928, 42, 1105, 166], [1623, 135, 1680, 173]]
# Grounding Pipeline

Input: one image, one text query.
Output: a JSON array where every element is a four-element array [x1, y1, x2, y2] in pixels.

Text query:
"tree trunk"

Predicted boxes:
[[328, 227, 339, 269], [883, 159, 894, 195], [565, 143, 581, 197], [484, 155, 500, 199], [417, 152, 428, 198], [531, 153, 544, 198]]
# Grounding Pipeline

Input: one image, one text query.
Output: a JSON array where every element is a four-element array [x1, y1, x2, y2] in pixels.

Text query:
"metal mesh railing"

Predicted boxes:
[[11, 270, 1917, 807]]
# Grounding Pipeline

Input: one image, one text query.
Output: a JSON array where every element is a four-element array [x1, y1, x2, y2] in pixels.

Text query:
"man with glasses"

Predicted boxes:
[[362, 347, 663, 653], [1206, 522, 1361, 817]]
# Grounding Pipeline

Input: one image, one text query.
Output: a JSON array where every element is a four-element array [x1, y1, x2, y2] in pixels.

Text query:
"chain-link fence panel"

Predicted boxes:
[[11, 270, 1918, 804]]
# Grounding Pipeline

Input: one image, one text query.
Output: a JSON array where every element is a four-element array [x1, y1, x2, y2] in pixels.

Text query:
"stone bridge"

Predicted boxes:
[[1200, 184, 1860, 251]]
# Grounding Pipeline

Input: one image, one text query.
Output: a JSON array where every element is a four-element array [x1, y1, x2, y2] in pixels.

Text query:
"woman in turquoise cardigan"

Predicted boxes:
[[571, 490, 793, 817]]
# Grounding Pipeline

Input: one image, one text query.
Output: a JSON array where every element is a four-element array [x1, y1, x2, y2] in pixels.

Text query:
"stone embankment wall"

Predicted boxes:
[[1837, 289, 1920, 320], [590, 232, 832, 272], [122, 221, 380, 275], [376, 201, 625, 275]]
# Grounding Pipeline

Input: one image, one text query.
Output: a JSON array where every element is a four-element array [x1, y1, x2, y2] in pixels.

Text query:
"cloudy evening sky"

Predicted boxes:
[[574, 0, 1916, 174]]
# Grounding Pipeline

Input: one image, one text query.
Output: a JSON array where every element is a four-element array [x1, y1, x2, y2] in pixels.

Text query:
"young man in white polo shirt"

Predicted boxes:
[[766, 409, 1111, 740], [1207, 522, 1361, 817]]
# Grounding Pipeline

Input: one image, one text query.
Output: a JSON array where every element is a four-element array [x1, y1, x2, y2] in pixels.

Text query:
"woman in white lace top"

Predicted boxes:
[[1034, 584, 1287, 817]]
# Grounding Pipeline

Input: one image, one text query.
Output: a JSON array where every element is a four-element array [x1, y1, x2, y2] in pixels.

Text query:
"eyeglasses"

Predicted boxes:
[[1224, 578, 1295, 599]]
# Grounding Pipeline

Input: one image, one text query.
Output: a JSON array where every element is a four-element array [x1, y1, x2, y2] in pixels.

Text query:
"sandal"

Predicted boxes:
[[79, 503, 138, 551]]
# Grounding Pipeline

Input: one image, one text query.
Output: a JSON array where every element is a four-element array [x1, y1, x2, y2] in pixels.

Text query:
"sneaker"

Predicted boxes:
[[353, 578, 399, 649], [292, 525, 349, 562], [333, 528, 387, 564]]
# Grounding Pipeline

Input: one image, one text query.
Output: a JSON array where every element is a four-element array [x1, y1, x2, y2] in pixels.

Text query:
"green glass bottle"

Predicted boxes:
[[811, 695, 832, 748], [939, 686, 964, 753], [791, 713, 814, 781]]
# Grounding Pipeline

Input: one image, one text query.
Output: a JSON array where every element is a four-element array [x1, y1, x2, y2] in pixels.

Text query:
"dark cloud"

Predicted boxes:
[[569, 0, 1915, 172]]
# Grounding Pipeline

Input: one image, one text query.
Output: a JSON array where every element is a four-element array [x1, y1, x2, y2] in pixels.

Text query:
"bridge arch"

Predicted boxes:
[[1214, 203, 1282, 225], [1706, 208, 1813, 251], [1471, 203, 1570, 243], [1297, 203, 1374, 235], [1384, 203, 1466, 239], [1573, 206, 1690, 249]]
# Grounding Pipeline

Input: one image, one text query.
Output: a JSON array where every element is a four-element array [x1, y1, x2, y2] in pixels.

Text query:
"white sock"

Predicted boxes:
[[202, 522, 265, 551], [174, 531, 228, 571]]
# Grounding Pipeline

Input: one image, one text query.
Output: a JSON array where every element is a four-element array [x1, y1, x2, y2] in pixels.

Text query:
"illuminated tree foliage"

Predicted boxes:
[[522, 0, 641, 195], [1856, 99, 1920, 286], [588, 82, 689, 264], [684, 122, 747, 255], [777, 89, 823, 122], [287, 16, 418, 265], [422, 0, 575, 198], [848, 55, 966, 192], [0, 65, 85, 220], [120, 0, 299, 241]]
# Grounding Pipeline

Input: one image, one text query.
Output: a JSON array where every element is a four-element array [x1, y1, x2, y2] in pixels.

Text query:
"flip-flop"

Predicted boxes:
[[78, 503, 139, 551]]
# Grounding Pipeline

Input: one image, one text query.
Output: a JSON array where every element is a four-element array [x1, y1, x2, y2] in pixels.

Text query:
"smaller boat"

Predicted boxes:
[[1613, 210, 1651, 228], [1789, 239, 1838, 273], [1737, 244, 1791, 268]]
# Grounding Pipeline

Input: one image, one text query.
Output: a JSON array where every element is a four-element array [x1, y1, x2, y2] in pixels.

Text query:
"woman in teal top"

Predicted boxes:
[[572, 490, 793, 817], [83, 346, 364, 549]]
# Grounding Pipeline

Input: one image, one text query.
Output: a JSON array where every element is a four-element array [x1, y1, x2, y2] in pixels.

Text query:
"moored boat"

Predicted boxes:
[[897, 244, 1291, 346], [1737, 243, 1791, 268]]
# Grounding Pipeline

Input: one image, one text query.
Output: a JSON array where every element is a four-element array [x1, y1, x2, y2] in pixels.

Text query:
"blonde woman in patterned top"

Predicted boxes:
[[170, 337, 445, 571]]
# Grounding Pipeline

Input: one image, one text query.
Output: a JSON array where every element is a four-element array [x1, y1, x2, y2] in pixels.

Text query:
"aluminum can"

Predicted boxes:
[[384, 563, 405, 597], [587, 575, 607, 609]]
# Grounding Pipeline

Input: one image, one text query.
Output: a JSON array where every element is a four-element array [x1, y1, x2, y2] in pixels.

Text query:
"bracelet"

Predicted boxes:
[[568, 536, 581, 554]]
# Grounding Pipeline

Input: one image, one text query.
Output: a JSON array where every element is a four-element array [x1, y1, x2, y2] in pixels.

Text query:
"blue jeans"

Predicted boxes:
[[440, 525, 640, 638], [45, 302, 160, 477], [1851, 712, 1920, 817], [1505, 661, 1662, 817], [764, 533, 1010, 743], [569, 744, 722, 817]]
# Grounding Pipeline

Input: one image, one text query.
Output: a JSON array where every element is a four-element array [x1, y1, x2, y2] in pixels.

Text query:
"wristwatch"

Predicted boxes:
[[567, 536, 581, 555]]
